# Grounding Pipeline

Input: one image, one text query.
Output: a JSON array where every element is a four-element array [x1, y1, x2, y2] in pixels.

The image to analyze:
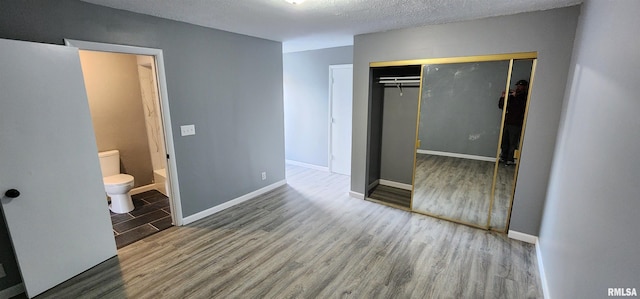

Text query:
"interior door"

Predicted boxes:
[[329, 64, 353, 175], [0, 38, 117, 298]]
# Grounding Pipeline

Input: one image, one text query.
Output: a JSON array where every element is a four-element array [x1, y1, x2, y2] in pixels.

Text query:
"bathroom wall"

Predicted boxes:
[[79, 50, 154, 187], [136, 55, 167, 173]]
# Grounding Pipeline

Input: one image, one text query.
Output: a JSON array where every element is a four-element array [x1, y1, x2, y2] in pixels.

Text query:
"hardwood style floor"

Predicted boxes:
[[413, 154, 516, 231], [110, 190, 173, 249], [368, 184, 412, 209], [35, 164, 541, 298]]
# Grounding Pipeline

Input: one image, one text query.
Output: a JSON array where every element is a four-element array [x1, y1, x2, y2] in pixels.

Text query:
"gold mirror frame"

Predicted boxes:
[[369, 52, 537, 232]]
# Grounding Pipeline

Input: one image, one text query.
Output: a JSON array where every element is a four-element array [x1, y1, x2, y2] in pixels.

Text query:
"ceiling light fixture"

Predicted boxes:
[[284, 0, 305, 4]]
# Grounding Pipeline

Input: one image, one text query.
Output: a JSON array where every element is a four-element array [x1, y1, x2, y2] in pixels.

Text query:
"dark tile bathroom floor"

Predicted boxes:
[[110, 190, 173, 249]]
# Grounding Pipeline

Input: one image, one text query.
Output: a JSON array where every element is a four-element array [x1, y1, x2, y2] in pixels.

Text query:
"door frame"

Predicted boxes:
[[328, 64, 353, 175], [65, 39, 183, 226]]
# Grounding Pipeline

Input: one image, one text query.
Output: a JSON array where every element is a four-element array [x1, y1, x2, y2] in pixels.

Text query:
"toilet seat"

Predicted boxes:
[[103, 174, 134, 186]]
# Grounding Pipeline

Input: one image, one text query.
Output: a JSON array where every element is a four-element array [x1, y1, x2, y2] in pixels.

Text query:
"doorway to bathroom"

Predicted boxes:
[[67, 39, 183, 248]]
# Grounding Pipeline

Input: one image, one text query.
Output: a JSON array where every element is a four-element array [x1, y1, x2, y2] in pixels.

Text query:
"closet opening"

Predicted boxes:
[[365, 53, 537, 232], [366, 65, 421, 209]]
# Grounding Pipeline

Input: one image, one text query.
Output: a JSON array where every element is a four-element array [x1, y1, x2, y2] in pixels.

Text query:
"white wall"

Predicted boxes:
[[539, 0, 640, 297]]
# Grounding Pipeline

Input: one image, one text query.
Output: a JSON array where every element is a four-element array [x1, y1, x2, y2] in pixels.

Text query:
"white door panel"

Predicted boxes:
[[0, 38, 117, 298], [330, 65, 353, 175]]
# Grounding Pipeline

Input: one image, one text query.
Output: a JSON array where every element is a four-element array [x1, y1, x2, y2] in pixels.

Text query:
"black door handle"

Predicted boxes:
[[4, 189, 20, 198]]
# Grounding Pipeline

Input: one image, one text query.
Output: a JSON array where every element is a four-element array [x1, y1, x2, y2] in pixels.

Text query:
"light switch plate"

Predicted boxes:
[[180, 124, 196, 136]]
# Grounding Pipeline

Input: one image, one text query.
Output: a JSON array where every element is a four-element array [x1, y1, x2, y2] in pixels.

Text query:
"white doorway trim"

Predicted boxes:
[[64, 39, 184, 226], [328, 64, 353, 175]]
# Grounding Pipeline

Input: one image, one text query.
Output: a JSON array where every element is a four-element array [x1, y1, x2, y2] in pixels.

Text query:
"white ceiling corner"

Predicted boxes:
[[80, 0, 582, 52]]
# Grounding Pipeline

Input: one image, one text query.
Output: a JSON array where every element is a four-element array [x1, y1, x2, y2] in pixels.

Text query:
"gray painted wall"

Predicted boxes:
[[352, 6, 580, 235], [0, 0, 284, 291], [418, 59, 534, 157], [283, 46, 353, 167], [0, 0, 284, 216], [419, 61, 508, 158], [380, 87, 419, 185], [367, 81, 385, 187], [540, 0, 640, 297], [511, 59, 535, 92]]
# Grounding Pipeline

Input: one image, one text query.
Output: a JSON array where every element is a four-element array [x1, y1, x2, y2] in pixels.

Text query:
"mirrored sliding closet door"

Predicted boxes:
[[412, 60, 510, 228], [410, 55, 535, 231], [366, 53, 535, 232]]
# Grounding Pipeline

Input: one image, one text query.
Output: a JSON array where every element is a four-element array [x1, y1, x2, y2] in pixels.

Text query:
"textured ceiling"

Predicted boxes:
[[81, 0, 582, 52]]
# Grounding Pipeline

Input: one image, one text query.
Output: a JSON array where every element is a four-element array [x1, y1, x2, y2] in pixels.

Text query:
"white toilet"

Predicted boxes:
[[98, 150, 135, 213]]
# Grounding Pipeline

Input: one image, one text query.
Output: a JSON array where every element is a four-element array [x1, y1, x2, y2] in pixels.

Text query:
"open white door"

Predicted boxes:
[[0, 38, 117, 297], [329, 64, 353, 175]]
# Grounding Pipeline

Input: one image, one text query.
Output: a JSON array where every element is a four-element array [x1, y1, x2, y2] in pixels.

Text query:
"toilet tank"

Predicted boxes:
[[98, 150, 121, 177]]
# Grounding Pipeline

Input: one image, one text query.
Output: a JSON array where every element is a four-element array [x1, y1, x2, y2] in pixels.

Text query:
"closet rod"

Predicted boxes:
[[378, 76, 421, 85]]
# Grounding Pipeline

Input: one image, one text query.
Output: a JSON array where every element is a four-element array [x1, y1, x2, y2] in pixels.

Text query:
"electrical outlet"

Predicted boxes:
[[261, 172, 267, 180], [0, 263, 6, 279], [180, 124, 196, 136]]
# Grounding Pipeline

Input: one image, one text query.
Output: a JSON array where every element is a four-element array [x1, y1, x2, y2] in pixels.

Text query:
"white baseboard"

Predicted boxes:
[[130, 183, 159, 195], [508, 230, 549, 299], [417, 149, 495, 162], [0, 283, 24, 299], [182, 180, 287, 225], [285, 160, 329, 172], [367, 180, 380, 191], [536, 240, 551, 299], [507, 230, 537, 244], [349, 191, 364, 199], [379, 179, 412, 191]]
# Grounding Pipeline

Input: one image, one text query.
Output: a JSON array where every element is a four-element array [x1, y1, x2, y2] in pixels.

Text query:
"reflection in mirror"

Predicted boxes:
[[366, 55, 535, 232], [412, 60, 509, 228], [491, 59, 534, 231]]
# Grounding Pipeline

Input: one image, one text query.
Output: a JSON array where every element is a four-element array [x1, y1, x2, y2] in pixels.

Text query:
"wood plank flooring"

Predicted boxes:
[[413, 154, 515, 231], [35, 164, 541, 299], [368, 184, 412, 208]]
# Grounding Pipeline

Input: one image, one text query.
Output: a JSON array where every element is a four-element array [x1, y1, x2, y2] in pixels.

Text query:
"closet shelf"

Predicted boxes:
[[378, 76, 421, 86]]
